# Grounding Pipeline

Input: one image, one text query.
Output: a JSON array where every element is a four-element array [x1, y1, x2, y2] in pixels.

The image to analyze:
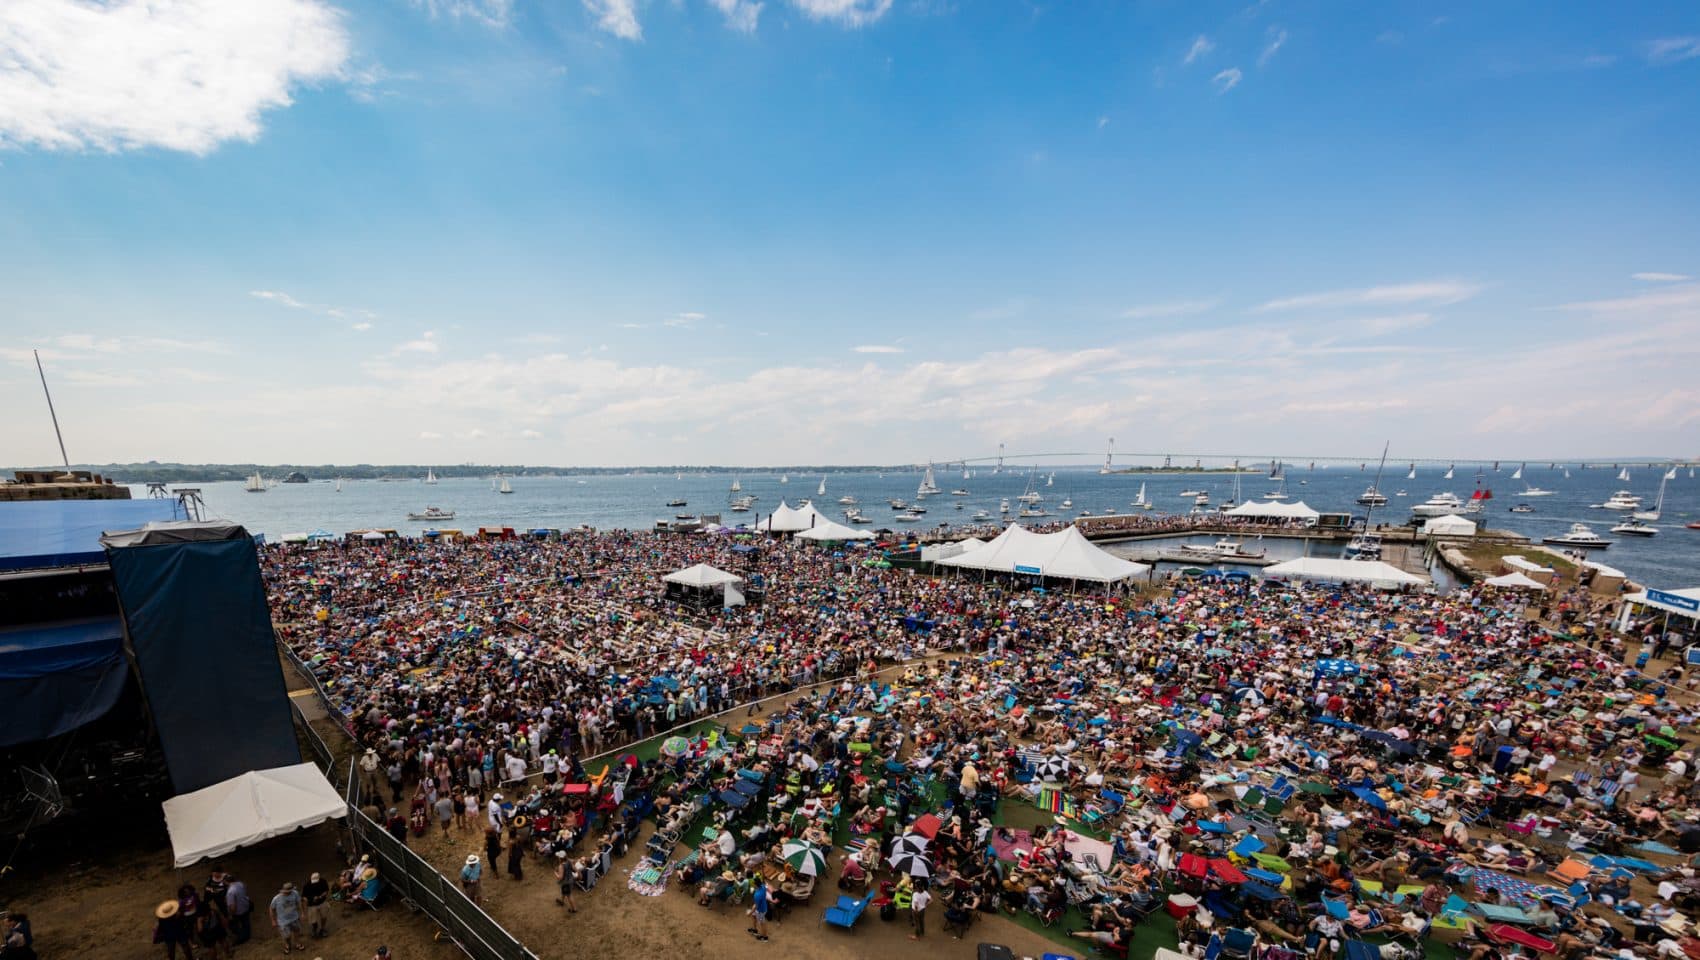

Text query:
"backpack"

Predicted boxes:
[[880, 901, 897, 922]]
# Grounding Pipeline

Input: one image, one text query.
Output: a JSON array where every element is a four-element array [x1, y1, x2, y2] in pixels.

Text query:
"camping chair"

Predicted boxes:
[[1220, 927, 1257, 959], [1238, 786, 1267, 811], [1268, 776, 1296, 801], [1548, 858, 1592, 884]]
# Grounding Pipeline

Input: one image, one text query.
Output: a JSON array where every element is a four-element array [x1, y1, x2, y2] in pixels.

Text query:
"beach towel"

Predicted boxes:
[[991, 828, 1035, 862], [1471, 868, 1557, 910]]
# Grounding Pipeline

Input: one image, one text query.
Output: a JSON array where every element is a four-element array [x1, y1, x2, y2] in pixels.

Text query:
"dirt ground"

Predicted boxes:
[[4, 819, 451, 960]]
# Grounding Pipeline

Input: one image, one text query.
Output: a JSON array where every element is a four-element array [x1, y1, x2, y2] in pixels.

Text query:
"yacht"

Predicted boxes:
[[1610, 518, 1657, 537], [888, 498, 909, 510], [971, 509, 991, 521], [1180, 539, 1267, 561], [1411, 492, 1465, 517], [1393, 489, 1408, 498], [1060, 496, 1074, 509], [1521, 484, 1556, 497], [1600, 491, 1642, 511], [1018, 505, 1050, 518], [729, 496, 754, 513], [1355, 486, 1388, 507], [1194, 492, 1210, 507], [844, 508, 871, 524], [837, 495, 858, 505], [1509, 504, 1534, 514], [950, 489, 970, 496], [999, 498, 1011, 515], [1543, 523, 1612, 549], [1100, 507, 1120, 516], [893, 511, 923, 522], [666, 498, 687, 507], [1177, 488, 1203, 497], [1343, 533, 1382, 560], [407, 506, 456, 521], [1633, 475, 1668, 521]]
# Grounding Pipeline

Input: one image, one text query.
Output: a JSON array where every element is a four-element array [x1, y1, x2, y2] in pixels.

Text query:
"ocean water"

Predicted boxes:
[[152, 464, 1700, 588]]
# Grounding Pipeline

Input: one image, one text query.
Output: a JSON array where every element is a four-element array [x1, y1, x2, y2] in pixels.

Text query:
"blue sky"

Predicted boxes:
[[1, 0, 1697, 467]]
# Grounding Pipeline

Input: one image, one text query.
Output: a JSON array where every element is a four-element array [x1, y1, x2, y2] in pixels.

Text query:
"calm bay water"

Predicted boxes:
[[151, 464, 1700, 589]]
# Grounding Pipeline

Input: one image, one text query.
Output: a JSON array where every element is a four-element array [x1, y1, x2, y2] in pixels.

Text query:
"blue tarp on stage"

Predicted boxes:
[[0, 499, 182, 571], [0, 617, 129, 745]]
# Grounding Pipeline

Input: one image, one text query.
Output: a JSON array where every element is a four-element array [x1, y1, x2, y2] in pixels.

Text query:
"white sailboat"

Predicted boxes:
[[1634, 474, 1668, 521], [425, 468, 437, 485], [1406, 464, 1416, 480], [918, 463, 940, 497], [1100, 437, 1114, 475], [335, 477, 343, 492], [1133, 482, 1151, 510], [1510, 463, 1523, 480], [245, 471, 266, 493], [730, 477, 742, 493], [1563, 469, 1571, 479], [1443, 464, 1454, 480], [1046, 472, 1054, 487], [1618, 467, 1631, 482], [498, 475, 514, 495], [1665, 466, 1678, 481], [780, 474, 788, 484], [817, 477, 827, 497]]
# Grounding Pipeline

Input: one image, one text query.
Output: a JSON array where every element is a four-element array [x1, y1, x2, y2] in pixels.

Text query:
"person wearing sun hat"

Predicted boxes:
[[459, 854, 484, 904], [269, 881, 304, 954], [302, 871, 331, 939], [152, 898, 192, 960]]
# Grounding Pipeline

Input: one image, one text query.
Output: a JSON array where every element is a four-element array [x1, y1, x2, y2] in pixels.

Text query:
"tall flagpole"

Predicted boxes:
[[34, 349, 72, 471]]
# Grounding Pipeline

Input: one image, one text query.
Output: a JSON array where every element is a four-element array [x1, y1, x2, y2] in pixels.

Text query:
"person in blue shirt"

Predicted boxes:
[[747, 877, 771, 942]]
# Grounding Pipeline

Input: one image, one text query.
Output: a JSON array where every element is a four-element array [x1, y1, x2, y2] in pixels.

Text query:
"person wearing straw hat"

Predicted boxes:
[[152, 898, 192, 960], [268, 881, 304, 954], [459, 854, 483, 904]]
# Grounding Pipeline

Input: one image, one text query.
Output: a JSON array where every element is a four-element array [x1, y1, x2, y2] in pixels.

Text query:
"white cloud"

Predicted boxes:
[[1121, 299, 1219, 320], [0, 0, 349, 155], [1212, 68, 1242, 93], [708, 0, 763, 32], [665, 312, 707, 328], [394, 332, 440, 355], [1096, 115, 1109, 130], [1255, 280, 1482, 312], [409, 0, 514, 28], [583, 0, 642, 39], [250, 289, 376, 329], [852, 345, 904, 354], [1633, 272, 1691, 283], [787, 0, 892, 27], [1555, 284, 1700, 314], [1647, 36, 1700, 64], [1352, 313, 1434, 337], [1259, 27, 1287, 67], [1184, 34, 1215, 65], [419, 431, 444, 440]]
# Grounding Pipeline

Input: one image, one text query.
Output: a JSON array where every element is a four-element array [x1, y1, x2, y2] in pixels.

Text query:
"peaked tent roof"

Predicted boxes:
[[662, 563, 744, 587], [1223, 500, 1321, 521], [1623, 586, 1700, 621], [1483, 571, 1548, 590], [162, 762, 347, 867], [755, 500, 834, 533], [1421, 515, 1478, 535], [1262, 557, 1426, 589], [794, 519, 875, 541], [1500, 554, 1556, 575], [938, 524, 1150, 583]]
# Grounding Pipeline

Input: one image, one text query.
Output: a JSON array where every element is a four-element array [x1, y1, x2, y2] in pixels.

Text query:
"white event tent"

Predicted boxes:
[[921, 537, 986, 563], [163, 763, 347, 867], [1223, 500, 1321, 523], [794, 519, 875, 541], [1262, 557, 1426, 589], [1421, 515, 1477, 537], [1483, 571, 1548, 590], [1500, 554, 1556, 576], [756, 500, 834, 534], [938, 524, 1149, 583], [1620, 586, 1700, 622], [662, 563, 743, 588]]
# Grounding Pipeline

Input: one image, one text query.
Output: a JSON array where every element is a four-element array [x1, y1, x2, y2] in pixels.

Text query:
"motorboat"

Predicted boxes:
[[1180, 538, 1267, 561], [845, 508, 871, 524], [1177, 489, 1203, 497], [1343, 533, 1382, 560], [951, 489, 970, 496], [837, 495, 858, 505], [1688, 521, 1700, 530], [908, 503, 927, 514], [729, 496, 754, 512], [1543, 523, 1612, 548], [1411, 493, 1465, 517], [1060, 497, 1074, 509], [1599, 491, 1642, 511], [893, 511, 923, 522], [888, 498, 909, 509], [674, 513, 695, 521], [1194, 493, 1210, 506], [1018, 505, 1050, 518], [1393, 490, 1407, 497], [971, 509, 991, 521], [1610, 518, 1657, 537], [1079, 509, 1092, 516], [1355, 486, 1388, 506], [1100, 507, 1119, 515], [666, 498, 687, 507], [999, 498, 1011, 515], [407, 506, 456, 521], [1509, 504, 1534, 514]]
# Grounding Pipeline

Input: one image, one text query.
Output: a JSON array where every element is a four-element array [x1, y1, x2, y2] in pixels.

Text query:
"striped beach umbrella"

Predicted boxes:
[[782, 840, 828, 877], [891, 834, 929, 860], [1034, 754, 1070, 781], [887, 850, 933, 878]]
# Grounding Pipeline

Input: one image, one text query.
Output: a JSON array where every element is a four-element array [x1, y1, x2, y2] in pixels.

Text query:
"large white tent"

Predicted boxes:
[[1500, 554, 1556, 576], [938, 524, 1149, 583], [1421, 515, 1477, 536], [756, 500, 833, 533], [1223, 500, 1321, 523], [163, 763, 347, 867], [1483, 571, 1548, 590], [794, 519, 875, 541], [662, 563, 744, 587], [921, 537, 986, 563], [1262, 557, 1426, 589]]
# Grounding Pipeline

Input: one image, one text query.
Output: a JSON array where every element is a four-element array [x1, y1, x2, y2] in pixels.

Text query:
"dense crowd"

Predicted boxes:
[[259, 530, 1700, 959]]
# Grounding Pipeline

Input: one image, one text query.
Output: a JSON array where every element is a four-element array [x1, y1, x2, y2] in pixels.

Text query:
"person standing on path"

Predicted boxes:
[[748, 877, 771, 942], [909, 882, 931, 941], [224, 875, 252, 946], [268, 882, 304, 955], [460, 855, 483, 904], [302, 872, 331, 939]]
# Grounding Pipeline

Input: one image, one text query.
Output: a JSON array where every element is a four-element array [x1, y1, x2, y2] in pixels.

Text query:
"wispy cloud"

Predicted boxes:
[[787, 0, 893, 28], [583, 0, 642, 39], [1121, 299, 1219, 320], [1647, 36, 1700, 64], [0, 0, 348, 155], [1555, 284, 1700, 314], [250, 289, 376, 329], [1096, 115, 1110, 130], [1259, 27, 1287, 67], [852, 345, 904, 354], [1212, 67, 1242, 93], [1255, 280, 1482, 312], [1633, 272, 1691, 283], [394, 332, 440, 355], [1352, 313, 1434, 337], [1184, 34, 1215, 65], [708, 0, 763, 32], [409, 0, 514, 28]]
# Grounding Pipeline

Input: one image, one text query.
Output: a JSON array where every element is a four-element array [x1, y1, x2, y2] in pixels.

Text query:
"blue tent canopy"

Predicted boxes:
[[1315, 659, 1361, 678]]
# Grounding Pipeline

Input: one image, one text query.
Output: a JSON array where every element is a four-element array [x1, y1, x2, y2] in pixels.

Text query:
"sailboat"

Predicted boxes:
[[245, 471, 266, 493], [425, 468, 437, 485], [1100, 437, 1115, 475], [1563, 468, 1571, 479], [335, 477, 343, 493], [1634, 473, 1668, 521], [780, 474, 788, 484], [1618, 467, 1631, 482], [1046, 472, 1054, 487], [918, 463, 940, 497], [817, 477, 827, 497], [730, 477, 742, 493], [1269, 460, 1284, 482], [1407, 464, 1416, 480], [1443, 464, 1454, 480], [1134, 482, 1151, 510], [1511, 463, 1523, 480], [1263, 474, 1289, 500], [1665, 466, 1679, 481], [498, 475, 514, 494]]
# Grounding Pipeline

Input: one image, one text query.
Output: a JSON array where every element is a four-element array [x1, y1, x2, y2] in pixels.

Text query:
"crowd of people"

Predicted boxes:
[[256, 528, 1700, 959]]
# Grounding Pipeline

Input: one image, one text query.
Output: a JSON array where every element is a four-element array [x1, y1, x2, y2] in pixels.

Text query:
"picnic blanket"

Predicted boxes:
[[1037, 786, 1079, 819], [1471, 868, 1556, 911], [1065, 834, 1117, 873], [990, 828, 1035, 862], [628, 860, 671, 896]]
